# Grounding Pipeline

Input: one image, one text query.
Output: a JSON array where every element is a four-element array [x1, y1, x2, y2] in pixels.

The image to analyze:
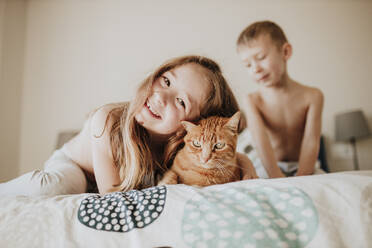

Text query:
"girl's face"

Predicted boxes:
[[135, 63, 210, 138]]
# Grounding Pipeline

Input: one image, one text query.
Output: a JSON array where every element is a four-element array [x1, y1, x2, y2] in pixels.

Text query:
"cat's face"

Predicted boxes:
[[181, 112, 240, 169]]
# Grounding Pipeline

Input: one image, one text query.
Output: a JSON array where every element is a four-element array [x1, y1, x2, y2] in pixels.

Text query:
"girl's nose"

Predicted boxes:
[[154, 91, 166, 107]]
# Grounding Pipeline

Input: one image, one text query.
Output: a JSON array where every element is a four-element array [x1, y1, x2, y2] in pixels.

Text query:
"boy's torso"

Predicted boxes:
[[252, 82, 314, 162]]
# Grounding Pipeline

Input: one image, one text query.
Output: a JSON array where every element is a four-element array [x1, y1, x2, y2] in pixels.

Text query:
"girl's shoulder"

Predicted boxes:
[[89, 102, 130, 138]]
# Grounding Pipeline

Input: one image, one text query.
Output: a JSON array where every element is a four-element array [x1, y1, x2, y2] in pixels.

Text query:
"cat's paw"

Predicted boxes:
[[241, 166, 259, 180], [237, 152, 259, 180], [157, 181, 166, 186], [242, 173, 259, 180], [158, 170, 178, 185], [157, 179, 177, 185]]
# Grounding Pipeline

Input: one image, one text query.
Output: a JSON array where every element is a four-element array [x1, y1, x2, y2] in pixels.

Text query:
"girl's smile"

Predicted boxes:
[[145, 99, 161, 119]]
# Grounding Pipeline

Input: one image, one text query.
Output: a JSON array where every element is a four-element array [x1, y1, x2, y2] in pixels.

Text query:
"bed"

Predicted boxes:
[[1, 170, 371, 248]]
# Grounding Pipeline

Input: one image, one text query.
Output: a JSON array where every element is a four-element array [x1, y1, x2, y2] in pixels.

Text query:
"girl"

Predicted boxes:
[[0, 55, 255, 196]]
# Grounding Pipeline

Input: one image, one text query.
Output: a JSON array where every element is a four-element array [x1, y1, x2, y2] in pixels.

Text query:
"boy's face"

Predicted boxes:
[[238, 34, 290, 87]]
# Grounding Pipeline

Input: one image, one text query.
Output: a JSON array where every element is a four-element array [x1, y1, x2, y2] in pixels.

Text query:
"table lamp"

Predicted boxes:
[[335, 110, 371, 170]]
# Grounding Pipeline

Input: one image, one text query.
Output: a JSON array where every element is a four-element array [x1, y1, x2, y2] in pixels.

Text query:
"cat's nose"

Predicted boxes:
[[201, 157, 209, 164], [201, 151, 212, 164]]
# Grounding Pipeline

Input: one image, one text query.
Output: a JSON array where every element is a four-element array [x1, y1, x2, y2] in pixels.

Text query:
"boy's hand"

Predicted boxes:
[[237, 152, 259, 180]]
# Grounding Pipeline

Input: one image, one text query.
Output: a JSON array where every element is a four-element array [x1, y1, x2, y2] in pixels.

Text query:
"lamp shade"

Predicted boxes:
[[335, 110, 371, 142]]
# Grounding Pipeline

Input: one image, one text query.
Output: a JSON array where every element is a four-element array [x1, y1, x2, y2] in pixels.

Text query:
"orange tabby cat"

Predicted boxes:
[[158, 111, 244, 187]]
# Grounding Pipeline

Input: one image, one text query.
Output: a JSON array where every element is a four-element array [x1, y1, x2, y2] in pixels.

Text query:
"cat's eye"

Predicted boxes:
[[192, 140, 201, 148], [214, 142, 225, 150]]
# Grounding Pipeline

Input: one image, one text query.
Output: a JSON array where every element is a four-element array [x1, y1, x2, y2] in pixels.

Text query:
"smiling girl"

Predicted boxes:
[[0, 55, 255, 196]]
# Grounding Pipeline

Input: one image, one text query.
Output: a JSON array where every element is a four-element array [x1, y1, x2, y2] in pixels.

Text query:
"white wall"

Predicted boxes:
[[1, 0, 371, 180], [0, 0, 25, 182]]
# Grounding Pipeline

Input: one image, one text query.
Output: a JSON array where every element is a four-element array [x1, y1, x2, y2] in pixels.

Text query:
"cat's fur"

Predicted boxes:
[[158, 111, 242, 187]]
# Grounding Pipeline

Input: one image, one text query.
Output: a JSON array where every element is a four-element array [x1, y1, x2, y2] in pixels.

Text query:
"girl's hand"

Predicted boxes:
[[237, 152, 259, 180]]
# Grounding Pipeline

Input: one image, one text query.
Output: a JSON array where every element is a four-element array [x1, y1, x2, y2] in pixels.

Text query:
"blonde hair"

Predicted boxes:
[[106, 55, 241, 192], [237, 20, 288, 49]]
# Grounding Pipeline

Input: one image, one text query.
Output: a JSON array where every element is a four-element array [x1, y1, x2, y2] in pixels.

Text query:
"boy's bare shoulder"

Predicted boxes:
[[298, 83, 324, 104], [246, 91, 263, 106]]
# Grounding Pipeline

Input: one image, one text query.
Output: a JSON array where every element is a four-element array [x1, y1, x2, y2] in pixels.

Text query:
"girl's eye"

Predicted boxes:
[[257, 54, 266, 60], [214, 142, 225, 150], [176, 98, 186, 108], [162, 76, 170, 87], [246, 63, 251, 68], [192, 140, 201, 148]]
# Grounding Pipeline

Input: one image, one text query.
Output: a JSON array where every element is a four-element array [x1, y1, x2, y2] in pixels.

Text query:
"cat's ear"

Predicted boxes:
[[181, 121, 198, 133], [225, 111, 241, 132]]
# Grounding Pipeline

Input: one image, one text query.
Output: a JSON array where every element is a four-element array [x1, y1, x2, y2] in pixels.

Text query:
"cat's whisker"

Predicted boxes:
[[214, 161, 230, 174], [213, 159, 241, 180], [215, 165, 226, 176], [214, 159, 237, 168], [215, 159, 244, 169], [214, 162, 234, 178]]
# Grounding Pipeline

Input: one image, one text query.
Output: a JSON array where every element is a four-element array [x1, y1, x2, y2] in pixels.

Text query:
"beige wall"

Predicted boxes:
[[0, 0, 25, 182], [1, 0, 371, 180]]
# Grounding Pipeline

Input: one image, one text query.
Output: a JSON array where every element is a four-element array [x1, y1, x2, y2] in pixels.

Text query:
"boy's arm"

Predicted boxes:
[[244, 95, 285, 178], [297, 89, 324, 176]]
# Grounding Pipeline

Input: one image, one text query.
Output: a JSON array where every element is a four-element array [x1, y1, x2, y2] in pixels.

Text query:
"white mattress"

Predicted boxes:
[[1, 170, 371, 248]]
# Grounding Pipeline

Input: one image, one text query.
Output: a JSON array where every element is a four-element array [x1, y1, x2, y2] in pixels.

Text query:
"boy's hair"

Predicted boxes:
[[106, 55, 241, 192], [237, 20, 288, 49]]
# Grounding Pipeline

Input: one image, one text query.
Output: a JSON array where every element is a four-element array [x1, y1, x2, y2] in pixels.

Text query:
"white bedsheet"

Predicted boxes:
[[1, 170, 371, 248]]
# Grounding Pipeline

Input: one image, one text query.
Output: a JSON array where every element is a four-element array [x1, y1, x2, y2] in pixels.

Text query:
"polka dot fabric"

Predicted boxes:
[[78, 186, 166, 233], [182, 184, 318, 248]]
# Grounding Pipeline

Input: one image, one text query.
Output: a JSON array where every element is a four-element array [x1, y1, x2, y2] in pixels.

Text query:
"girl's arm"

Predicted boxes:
[[90, 107, 121, 194]]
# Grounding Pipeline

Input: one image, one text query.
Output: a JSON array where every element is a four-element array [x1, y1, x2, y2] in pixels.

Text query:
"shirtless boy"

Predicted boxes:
[[236, 21, 324, 178]]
